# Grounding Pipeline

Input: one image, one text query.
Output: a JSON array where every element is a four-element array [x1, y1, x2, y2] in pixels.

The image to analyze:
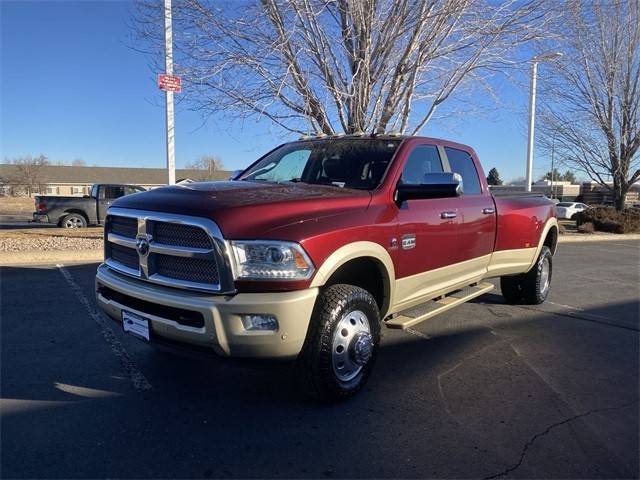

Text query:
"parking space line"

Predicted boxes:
[[56, 264, 152, 391]]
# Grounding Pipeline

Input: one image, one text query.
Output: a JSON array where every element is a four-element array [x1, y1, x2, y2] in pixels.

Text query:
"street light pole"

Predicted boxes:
[[525, 52, 563, 193], [550, 134, 556, 200], [525, 61, 538, 192], [163, 0, 176, 185]]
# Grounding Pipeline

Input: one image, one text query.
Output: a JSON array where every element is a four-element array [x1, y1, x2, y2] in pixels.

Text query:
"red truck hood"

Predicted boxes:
[[112, 181, 372, 238]]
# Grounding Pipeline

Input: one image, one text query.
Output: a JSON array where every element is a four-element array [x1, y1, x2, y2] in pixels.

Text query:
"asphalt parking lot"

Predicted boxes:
[[2, 240, 639, 479]]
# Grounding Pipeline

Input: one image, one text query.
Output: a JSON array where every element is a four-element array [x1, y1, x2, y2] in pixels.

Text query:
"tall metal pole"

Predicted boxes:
[[550, 134, 557, 200], [163, 0, 176, 185], [525, 61, 538, 193]]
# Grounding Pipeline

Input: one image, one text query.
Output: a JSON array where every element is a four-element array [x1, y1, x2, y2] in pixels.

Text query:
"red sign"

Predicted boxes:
[[158, 74, 181, 93]]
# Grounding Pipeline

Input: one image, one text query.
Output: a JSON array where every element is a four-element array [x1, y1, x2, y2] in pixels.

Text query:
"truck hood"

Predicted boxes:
[[112, 181, 372, 239]]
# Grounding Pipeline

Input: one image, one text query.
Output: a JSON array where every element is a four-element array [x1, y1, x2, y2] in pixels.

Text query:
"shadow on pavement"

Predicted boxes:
[[1, 264, 638, 479]]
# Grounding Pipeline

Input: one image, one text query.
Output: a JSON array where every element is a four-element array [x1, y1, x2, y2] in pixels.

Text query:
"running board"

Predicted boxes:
[[385, 282, 494, 330]]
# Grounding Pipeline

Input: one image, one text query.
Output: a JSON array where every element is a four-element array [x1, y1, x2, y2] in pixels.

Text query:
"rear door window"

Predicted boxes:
[[103, 186, 126, 199], [401, 145, 443, 184], [445, 147, 481, 195]]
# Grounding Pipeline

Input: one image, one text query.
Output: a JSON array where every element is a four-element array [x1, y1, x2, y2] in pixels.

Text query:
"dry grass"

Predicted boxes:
[[0, 197, 35, 215]]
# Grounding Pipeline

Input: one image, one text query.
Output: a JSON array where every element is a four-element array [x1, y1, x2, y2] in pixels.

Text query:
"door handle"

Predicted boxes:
[[440, 211, 457, 219], [482, 207, 495, 215]]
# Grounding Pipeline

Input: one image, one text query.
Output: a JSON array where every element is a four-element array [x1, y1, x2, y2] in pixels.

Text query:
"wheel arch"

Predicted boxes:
[[58, 208, 89, 226], [527, 218, 558, 270], [310, 241, 395, 318], [62, 209, 89, 223]]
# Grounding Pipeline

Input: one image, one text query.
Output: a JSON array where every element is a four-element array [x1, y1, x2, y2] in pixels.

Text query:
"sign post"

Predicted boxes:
[[162, 0, 176, 185]]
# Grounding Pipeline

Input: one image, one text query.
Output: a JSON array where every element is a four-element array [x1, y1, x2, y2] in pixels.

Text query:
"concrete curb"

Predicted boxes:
[[0, 250, 103, 266], [559, 234, 640, 243]]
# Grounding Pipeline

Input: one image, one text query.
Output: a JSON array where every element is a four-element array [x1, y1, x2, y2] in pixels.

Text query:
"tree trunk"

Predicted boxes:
[[614, 184, 628, 211]]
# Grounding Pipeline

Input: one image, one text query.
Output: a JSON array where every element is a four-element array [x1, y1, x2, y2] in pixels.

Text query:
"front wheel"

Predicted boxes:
[[295, 284, 380, 401], [500, 246, 552, 305]]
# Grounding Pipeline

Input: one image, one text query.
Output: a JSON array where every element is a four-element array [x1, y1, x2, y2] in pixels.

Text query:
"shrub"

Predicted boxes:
[[576, 207, 640, 234], [577, 222, 595, 234]]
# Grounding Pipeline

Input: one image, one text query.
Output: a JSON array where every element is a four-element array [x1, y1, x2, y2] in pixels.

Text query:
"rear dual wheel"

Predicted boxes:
[[500, 246, 552, 305], [295, 284, 380, 401]]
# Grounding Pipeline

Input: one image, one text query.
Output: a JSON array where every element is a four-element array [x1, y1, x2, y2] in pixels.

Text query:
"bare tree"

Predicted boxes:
[[185, 155, 225, 180], [71, 158, 87, 166], [10, 155, 49, 197], [133, 0, 554, 135], [538, 0, 639, 211]]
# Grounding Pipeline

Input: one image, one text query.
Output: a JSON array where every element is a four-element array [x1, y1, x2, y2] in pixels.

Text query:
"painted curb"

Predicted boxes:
[[558, 234, 640, 243]]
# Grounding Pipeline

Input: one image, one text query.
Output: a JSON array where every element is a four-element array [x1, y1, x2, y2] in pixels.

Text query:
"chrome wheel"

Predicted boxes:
[[331, 309, 372, 382], [64, 216, 84, 228], [540, 256, 550, 296]]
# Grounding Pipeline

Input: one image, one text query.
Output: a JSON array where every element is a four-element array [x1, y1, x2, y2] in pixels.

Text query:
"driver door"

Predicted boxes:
[[395, 144, 460, 307]]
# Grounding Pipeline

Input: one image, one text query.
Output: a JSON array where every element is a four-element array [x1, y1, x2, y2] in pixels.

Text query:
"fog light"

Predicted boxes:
[[241, 314, 278, 331]]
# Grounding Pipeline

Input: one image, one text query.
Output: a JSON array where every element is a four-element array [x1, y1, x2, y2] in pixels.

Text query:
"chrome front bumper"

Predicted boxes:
[[95, 264, 318, 359]]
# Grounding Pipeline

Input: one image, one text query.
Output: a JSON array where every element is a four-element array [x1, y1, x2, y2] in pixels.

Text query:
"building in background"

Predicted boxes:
[[490, 179, 639, 205], [490, 179, 581, 202], [0, 164, 231, 196]]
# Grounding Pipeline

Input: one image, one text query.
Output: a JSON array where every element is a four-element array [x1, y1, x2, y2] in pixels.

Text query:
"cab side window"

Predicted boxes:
[[401, 145, 443, 184], [445, 147, 481, 195], [103, 186, 126, 199]]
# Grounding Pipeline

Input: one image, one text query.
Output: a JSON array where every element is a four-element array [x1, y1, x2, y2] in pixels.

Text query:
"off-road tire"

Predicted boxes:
[[295, 284, 381, 402], [500, 246, 552, 305], [60, 213, 87, 229]]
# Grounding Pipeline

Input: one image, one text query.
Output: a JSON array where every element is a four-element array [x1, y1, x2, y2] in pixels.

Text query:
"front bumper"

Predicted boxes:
[[95, 264, 318, 359], [32, 213, 50, 223]]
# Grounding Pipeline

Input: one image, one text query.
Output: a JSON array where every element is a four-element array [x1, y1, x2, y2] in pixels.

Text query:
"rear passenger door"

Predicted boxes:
[[444, 147, 496, 272]]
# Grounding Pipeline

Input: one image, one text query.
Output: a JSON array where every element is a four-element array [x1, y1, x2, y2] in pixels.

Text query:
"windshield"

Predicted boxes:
[[556, 202, 574, 207], [240, 138, 402, 190]]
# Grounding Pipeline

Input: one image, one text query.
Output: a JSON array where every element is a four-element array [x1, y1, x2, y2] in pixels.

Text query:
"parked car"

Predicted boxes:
[[95, 135, 558, 400], [33, 184, 145, 228], [555, 202, 589, 220]]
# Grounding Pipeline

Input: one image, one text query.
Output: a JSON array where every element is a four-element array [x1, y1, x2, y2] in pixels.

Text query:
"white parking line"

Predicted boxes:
[[57, 264, 152, 391]]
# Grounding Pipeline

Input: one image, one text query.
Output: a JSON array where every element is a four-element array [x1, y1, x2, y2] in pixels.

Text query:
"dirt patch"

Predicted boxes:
[[0, 227, 103, 255]]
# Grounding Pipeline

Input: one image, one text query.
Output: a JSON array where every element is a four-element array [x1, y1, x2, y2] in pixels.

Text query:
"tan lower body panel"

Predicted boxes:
[[389, 248, 539, 316], [386, 282, 494, 329], [392, 254, 491, 314], [95, 264, 318, 359], [486, 248, 537, 277]]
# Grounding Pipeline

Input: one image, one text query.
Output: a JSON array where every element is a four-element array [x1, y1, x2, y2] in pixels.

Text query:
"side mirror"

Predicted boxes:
[[229, 170, 243, 181], [396, 172, 462, 203]]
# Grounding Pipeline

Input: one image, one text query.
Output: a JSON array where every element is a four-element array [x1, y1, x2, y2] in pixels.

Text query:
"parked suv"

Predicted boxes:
[[95, 135, 558, 400]]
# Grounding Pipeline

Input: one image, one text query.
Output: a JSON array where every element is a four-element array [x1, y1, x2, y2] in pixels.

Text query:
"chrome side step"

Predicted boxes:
[[385, 282, 494, 330]]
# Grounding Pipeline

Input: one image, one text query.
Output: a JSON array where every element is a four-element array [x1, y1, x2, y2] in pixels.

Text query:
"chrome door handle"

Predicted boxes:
[[482, 207, 495, 215], [440, 211, 457, 219]]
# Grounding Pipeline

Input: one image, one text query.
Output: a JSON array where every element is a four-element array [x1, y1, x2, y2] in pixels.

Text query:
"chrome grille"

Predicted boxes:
[[153, 222, 212, 249], [155, 254, 219, 284], [109, 215, 137, 239], [109, 243, 139, 270], [103, 208, 234, 293]]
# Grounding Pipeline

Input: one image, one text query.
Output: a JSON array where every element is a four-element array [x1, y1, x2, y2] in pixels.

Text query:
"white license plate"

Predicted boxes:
[[122, 310, 150, 342]]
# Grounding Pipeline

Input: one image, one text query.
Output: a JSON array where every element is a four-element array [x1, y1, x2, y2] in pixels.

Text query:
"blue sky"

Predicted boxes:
[[1, 0, 555, 181]]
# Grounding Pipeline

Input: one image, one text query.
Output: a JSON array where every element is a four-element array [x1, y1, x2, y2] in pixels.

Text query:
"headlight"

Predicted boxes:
[[230, 240, 314, 280]]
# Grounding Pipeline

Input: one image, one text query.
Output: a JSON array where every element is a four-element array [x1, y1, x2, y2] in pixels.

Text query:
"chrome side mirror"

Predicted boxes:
[[396, 172, 462, 203]]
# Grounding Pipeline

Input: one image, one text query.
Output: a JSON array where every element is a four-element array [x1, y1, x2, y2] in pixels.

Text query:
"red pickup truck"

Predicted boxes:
[[95, 135, 558, 400]]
